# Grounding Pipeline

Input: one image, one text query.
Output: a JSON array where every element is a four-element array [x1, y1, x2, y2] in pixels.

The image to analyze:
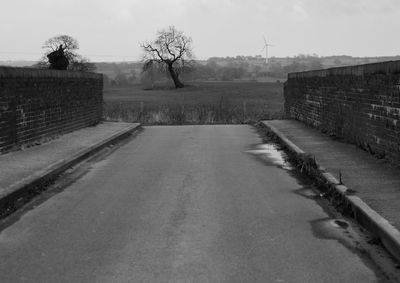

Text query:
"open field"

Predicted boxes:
[[103, 81, 284, 124]]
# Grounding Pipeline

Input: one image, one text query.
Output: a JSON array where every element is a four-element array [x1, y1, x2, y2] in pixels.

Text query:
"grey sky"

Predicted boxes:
[[1, 0, 399, 61]]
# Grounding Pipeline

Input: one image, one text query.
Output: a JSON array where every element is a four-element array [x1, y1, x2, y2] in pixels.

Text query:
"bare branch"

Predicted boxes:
[[165, 42, 176, 60], [141, 43, 164, 62]]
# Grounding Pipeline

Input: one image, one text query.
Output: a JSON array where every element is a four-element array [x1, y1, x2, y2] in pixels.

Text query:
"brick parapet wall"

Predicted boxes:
[[0, 67, 103, 153], [284, 60, 400, 164]]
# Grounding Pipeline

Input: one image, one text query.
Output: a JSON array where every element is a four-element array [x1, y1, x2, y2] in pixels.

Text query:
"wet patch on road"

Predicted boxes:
[[293, 187, 320, 200], [253, 127, 400, 282], [248, 141, 364, 254], [309, 217, 396, 282], [311, 218, 356, 247], [246, 143, 293, 170]]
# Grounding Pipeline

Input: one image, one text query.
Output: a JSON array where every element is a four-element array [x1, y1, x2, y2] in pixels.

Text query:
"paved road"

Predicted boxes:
[[0, 125, 390, 282]]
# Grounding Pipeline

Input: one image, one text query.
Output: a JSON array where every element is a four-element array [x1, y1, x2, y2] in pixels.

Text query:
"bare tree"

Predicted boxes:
[[141, 26, 193, 88], [36, 34, 95, 72], [42, 35, 79, 64]]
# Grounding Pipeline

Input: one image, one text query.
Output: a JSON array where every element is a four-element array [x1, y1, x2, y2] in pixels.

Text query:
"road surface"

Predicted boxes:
[[0, 125, 392, 282]]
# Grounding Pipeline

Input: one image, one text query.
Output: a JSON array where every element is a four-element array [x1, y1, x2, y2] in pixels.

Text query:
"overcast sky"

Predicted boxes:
[[1, 0, 399, 61]]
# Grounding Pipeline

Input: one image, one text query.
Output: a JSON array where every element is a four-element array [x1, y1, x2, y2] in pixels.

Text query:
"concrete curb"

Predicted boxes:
[[260, 120, 400, 262], [0, 123, 141, 211]]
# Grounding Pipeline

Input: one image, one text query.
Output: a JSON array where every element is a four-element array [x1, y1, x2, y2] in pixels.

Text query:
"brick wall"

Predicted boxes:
[[284, 60, 400, 164], [0, 67, 103, 153]]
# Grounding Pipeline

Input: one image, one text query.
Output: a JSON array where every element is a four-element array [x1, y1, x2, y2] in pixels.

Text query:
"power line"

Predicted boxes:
[[0, 51, 140, 58], [0, 51, 212, 61], [0, 51, 42, 55]]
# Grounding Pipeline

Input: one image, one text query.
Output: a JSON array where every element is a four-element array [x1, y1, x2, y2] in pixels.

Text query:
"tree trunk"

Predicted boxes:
[[167, 64, 184, 88]]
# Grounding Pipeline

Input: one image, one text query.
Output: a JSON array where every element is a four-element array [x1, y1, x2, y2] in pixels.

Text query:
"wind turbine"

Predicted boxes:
[[261, 36, 274, 64]]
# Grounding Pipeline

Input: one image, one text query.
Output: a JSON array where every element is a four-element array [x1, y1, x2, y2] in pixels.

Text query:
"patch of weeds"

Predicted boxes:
[[255, 122, 355, 218], [104, 102, 284, 125]]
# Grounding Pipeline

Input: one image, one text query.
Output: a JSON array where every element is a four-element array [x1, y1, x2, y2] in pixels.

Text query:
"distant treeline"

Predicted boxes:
[[96, 54, 400, 86], [4, 54, 399, 86]]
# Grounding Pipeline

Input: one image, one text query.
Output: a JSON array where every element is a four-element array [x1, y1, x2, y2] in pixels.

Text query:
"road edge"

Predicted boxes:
[[0, 123, 142, 212], [260, 120, 400, 263]]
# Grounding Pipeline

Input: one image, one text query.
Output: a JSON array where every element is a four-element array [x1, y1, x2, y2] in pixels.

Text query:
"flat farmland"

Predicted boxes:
[[103, 81, 284, 125]]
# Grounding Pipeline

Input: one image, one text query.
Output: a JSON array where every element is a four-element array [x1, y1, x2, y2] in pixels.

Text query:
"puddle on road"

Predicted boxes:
[[248, 140, 399, 282], [311, 218, 354, 246], [307, 217, 396, 281], [293, 187, 320, 200], [247, 143, 356, 246], [246, 144, 293, 170], [247, 143, 357, 251]]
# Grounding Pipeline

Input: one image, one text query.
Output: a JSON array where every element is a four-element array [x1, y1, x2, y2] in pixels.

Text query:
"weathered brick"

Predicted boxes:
[[0, 67, 103, 153], [285, 60, 400, 165]]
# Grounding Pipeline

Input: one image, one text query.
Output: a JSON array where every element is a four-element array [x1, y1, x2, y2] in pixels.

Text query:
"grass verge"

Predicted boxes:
[[103, 82, 284, 125]]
